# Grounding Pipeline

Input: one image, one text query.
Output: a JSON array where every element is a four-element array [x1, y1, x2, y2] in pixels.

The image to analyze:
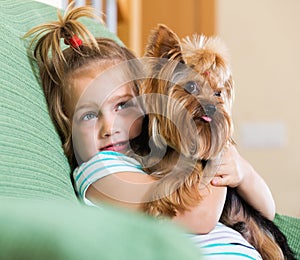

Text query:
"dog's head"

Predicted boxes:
[[141, 24, 234, 160]]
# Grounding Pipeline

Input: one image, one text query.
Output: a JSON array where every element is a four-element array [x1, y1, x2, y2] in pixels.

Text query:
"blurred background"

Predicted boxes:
[[37, 0, 300, 218]]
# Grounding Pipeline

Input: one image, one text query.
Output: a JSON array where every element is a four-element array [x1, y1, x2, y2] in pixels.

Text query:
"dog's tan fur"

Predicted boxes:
[[140, 25, 232, 217], [140, 24, 294, 260]]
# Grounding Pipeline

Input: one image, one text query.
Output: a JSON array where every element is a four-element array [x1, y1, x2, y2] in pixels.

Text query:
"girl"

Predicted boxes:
[[25, 4, 275, 259]]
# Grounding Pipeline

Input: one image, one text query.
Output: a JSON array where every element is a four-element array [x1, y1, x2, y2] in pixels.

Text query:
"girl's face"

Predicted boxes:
[[65, 62, 144, 164]]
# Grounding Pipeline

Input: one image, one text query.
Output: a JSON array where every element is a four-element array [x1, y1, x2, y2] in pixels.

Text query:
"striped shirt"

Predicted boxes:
[[73, 151, 146, 205], [188, 223, 262, 259]]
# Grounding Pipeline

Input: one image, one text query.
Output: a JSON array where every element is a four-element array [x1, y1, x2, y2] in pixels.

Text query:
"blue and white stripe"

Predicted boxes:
[[73, 151, 145, 204], [188, 223, 262, 259]]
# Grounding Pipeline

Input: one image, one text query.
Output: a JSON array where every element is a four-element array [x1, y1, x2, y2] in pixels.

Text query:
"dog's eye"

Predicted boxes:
[[214, 91, 222, 97], [184, 81, 199, 94]]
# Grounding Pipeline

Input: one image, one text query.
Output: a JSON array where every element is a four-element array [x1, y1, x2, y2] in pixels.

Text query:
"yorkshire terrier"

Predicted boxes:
[[138, 24, 295, 260]]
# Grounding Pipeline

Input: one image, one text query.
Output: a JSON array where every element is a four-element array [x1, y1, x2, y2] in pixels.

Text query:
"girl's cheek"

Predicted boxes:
[[72, 123, 98, 162], [128, 116, 144, 137], [73, 137, 98, 163]]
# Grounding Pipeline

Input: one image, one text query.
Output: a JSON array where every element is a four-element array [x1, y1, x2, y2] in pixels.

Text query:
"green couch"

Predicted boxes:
[[0, 0, 298, 259]]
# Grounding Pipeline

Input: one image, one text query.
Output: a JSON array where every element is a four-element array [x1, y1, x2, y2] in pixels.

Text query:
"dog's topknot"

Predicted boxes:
[[181, 35, 231, 86]]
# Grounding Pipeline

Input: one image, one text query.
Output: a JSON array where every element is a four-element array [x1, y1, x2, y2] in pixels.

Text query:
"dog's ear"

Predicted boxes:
[[144, 24, 182, 61]]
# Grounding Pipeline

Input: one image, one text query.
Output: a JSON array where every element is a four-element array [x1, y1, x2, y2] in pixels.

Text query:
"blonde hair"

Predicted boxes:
[[24, 4, 139, 169]]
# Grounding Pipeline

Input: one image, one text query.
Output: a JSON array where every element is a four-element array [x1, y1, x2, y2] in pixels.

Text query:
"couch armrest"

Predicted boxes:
[[274, 213, 300, 259], [0, 198, 202, 260]]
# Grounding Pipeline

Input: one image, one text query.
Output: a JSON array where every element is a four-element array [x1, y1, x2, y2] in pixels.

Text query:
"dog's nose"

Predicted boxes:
[[204, 104, 216, 116]]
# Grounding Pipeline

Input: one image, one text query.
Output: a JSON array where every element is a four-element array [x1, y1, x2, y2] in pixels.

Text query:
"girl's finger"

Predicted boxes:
[[211, 176, 228, 186]]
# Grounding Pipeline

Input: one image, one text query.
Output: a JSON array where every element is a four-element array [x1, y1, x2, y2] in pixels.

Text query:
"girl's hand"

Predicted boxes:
[[210, 144, 276, 220], [211, 145, 249, 188]]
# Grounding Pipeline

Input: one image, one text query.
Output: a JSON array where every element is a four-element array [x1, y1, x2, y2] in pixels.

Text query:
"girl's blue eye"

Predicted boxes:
[[82, 112, 97, 121], [116, 101, 133, 111]]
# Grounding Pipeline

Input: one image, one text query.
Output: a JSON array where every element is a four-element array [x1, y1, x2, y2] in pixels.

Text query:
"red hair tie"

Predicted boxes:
[[64, 35, 82, 48]]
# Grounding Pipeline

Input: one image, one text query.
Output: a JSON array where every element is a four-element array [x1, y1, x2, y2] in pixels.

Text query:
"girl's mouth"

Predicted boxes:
[[100, 141, 129, 152]]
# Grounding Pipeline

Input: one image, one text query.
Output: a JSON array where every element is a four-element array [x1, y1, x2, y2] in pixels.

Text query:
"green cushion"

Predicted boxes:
[[274, 214, 300, 259], [0, 0, 121, 201], [0, 198, 202, 260]]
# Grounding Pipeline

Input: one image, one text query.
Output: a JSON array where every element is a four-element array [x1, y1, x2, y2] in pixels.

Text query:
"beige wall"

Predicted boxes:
[[216, 0, 300, 217]]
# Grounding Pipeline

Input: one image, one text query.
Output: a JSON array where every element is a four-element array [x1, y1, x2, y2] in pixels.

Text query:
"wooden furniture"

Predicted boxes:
[[118, 0, 215, 55]]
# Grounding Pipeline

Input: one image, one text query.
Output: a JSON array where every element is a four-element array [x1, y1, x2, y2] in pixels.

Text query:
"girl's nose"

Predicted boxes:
[[98, 115, 120, 138]]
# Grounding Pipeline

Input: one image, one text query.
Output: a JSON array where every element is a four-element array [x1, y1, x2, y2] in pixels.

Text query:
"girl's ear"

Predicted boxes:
[[144, 24, 182, 60]]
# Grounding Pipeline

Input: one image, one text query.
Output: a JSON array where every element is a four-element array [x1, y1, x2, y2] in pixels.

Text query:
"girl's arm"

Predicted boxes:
[[87, 173, 226, 235], [73, 152, 157, 211], [86, 171, 226, 234], [171, 184, 227, 234], [211, 145, 276, 220], [86, 172, 227, 234], [86, 171, 156, 211], [80, 152, 226, 234]]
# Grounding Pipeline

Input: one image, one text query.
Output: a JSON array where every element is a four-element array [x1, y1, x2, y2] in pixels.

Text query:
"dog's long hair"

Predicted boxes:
[[140, 24, 295, 260]]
